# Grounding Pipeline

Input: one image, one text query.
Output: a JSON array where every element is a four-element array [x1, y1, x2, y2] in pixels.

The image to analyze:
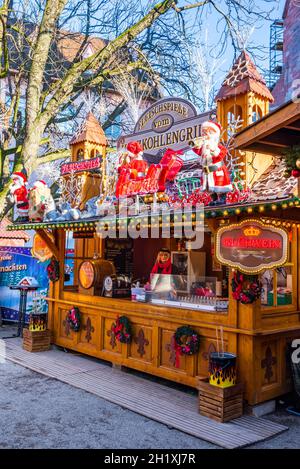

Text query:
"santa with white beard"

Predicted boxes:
[[192, 121, 232, 193], [28, 180, 56, 222], [8, 172, 29, 220]]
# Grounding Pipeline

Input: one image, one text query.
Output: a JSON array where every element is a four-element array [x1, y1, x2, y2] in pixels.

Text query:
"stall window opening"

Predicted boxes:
[[64, 231, 99, 291], [261, 226, 297, 309]]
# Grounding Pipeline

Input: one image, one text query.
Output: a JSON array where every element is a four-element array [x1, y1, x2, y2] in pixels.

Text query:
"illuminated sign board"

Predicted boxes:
[[117, 98, 210, 163], [215, 219, 289, 274]]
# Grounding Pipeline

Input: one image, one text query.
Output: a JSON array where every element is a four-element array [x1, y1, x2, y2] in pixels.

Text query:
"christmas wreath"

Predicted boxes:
[[231, 271, 262, 304], [112, 316, 132, 344], [66, 306, 81, 332], [47, 258, 60, 282], [174, 326, 200, 367]]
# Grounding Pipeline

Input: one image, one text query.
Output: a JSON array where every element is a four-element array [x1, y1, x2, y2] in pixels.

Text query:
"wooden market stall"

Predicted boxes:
[[7, 52, 300, 407]]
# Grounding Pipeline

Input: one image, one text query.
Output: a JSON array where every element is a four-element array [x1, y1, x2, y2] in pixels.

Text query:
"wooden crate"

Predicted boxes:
[[23, 328, 51, 352], [197, 378, 243, 423]]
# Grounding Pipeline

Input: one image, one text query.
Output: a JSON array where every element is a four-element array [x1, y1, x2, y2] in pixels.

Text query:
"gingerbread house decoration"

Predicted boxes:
[[215, 51, 275, 185], [216, 51, 274, 135], [61, 112, 108, 210]]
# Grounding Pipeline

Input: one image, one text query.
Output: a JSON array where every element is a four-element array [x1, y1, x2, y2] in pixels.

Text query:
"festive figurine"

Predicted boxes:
[[28, 180, 56, 222], [8, 172, 29, 221], [150, 248, 184, 299], [126, 141, 148, 180], [56, 202, 80, 221], [151, 248, 179, 276], [191, 121, 232, 196]]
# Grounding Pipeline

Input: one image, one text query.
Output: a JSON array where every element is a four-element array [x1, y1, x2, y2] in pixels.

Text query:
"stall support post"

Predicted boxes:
[[17, 290, 28, 338]]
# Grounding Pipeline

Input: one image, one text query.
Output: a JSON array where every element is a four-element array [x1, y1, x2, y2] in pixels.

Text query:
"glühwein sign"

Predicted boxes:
[[117, 97, 210, 163], [215, 219, 289, 274]]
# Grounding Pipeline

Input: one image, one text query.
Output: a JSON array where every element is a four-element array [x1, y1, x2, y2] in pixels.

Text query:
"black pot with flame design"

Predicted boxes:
[[209, 352, 237, 388]]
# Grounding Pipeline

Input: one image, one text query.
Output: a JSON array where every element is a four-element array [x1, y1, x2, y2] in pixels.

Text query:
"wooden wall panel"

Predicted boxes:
[[128, 324, 152, 363], [159, 328, 187, 372], [102, 317, 122, 354]]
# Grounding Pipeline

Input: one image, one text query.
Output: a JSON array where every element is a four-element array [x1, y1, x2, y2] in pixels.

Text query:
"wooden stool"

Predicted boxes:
[[198, 379, 243, 423], [23, 329, 51, 352]]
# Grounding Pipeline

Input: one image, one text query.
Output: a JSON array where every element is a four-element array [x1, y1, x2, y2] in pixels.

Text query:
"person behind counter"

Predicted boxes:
[[150, 248, 179, 275], [149, 248, 183, 300]]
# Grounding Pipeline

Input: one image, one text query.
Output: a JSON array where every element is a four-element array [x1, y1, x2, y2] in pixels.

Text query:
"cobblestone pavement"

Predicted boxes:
[[0, 326, 299, 449]]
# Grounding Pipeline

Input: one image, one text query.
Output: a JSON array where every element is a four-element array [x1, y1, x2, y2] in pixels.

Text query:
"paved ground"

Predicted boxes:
[[0, 325, 300, 449]]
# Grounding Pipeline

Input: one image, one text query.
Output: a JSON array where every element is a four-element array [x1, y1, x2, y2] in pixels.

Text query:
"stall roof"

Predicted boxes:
[[233, 100, 300, 154], [0, 217, 30, 242], [6, 196, 300, 232]]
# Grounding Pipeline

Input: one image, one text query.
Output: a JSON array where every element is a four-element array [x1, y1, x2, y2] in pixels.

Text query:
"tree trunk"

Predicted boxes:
[[22, 120, 47, 174]]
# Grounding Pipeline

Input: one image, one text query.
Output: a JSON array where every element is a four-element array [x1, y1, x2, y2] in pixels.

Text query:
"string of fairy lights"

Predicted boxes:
[[7, 196, 300, 232]]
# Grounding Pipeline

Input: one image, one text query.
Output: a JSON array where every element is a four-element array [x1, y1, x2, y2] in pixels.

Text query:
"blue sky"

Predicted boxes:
[[195, 0, 286, 78]]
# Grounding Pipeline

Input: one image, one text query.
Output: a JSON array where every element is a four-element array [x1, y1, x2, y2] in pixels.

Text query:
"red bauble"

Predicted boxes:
[[292, 169, 300, 178]]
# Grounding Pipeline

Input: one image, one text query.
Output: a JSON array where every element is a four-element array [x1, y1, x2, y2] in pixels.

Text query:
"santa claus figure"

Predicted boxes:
[[8, 172, 29, 221], [192, 121, 232, 194], [28, 180, 56, 222], [125, 141, 148, 180]]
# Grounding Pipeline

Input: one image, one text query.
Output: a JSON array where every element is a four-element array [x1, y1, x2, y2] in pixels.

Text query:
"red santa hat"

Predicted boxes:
[[33, 180, 47, 189], [201, 121, 222, 137], [126, 141, 143, 157], [11, 172, 27, 184]]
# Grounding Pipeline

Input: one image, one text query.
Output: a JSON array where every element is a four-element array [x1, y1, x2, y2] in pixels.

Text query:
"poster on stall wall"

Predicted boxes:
[[0, 247, 49, 322]]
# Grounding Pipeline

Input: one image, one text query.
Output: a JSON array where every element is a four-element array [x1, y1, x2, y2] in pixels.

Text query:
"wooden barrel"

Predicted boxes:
[[78, 259, 115, 289]]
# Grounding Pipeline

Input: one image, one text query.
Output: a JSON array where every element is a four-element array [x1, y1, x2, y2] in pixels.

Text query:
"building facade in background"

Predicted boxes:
[[272, 0, 300, 107]]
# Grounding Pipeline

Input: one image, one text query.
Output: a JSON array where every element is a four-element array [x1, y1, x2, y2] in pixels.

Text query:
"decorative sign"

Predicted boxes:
[[31, 234, 53, 263], [60, 156, 102, 176], [78, 261, 95, 289], [117, 98, 210, 163], [73, 231, 95, 239], [215, 219, 289, 274], [0, 246, 49, 322]]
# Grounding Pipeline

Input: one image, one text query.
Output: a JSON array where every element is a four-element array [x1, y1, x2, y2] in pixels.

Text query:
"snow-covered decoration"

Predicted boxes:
[[55, 202, 80, 221], [80, 196, 98, 219]]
